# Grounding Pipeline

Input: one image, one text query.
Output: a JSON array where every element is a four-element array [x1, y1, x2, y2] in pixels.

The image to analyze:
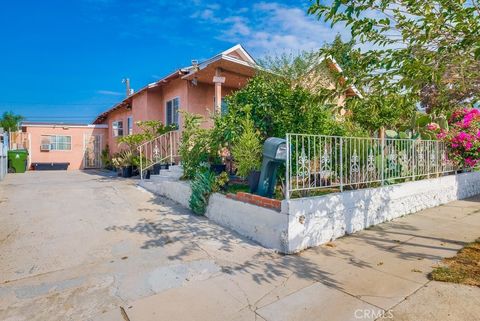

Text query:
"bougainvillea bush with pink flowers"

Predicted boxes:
[[441, 108, 480, 168]]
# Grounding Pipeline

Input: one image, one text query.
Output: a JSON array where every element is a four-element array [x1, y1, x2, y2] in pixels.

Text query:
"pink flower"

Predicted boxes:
[[426, 123, 440, 131], [465, 141, 473, 150], [436, 131, 447, 139], [465, 157, 478, 167], [455, 132, 472, 142]]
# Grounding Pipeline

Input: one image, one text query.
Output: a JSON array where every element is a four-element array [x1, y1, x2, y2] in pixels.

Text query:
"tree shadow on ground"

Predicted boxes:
[[104, 193, 345, 290], [103, 184, 480, 291]]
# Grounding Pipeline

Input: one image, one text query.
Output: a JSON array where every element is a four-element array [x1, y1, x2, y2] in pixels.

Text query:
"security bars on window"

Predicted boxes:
[[285, 134, 460, 199]]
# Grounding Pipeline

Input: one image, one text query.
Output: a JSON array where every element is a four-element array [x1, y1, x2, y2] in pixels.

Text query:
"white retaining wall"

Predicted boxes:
[[206, 194, 288, 251], [140, 172, 480, 254], [284, 172, 480, 253], [140, 177, 288, 251], [140, 178, 191, 207]]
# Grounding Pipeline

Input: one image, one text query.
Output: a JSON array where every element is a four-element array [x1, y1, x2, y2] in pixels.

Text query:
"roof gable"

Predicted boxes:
[[221, 44, 256, 64]]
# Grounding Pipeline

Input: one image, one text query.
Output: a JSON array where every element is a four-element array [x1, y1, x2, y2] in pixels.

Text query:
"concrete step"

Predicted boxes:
[[150, 171, 182, 181], [168, 165, 183, 173]]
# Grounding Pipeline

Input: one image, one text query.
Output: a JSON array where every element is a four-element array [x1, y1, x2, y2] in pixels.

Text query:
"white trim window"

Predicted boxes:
[[127, 117, 133, 135], [166, 97, 179, 128], [112, 120, 124, 137], [41, 135, 71, 151]]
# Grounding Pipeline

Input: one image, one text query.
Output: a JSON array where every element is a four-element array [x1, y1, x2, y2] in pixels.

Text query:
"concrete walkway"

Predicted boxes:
[[122, 195, 480, 321], [1, 171, 479, 321]]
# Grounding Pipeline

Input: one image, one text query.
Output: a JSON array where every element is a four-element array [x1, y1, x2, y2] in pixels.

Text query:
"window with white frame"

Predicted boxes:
[[112, 120, 124, 137], [41, 135, 71, 151], [166, 97, 179, 127], [127, 117, 133, 135]]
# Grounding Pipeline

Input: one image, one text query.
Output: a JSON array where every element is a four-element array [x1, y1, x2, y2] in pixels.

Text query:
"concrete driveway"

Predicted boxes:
[[0, 171, 278, 321], [1, 171, 480, 321]]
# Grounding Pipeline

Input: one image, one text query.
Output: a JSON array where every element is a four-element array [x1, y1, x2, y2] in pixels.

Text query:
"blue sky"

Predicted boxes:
[[0, 0, 348, 123]]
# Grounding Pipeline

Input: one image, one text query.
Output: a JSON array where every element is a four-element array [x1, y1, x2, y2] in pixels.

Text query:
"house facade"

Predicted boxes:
[[93, 44, 257, 155], [20, 44, 360, 170], [20, 123, 108, 170]]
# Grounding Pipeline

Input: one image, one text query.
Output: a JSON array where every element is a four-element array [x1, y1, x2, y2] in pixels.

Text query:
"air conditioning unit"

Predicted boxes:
[[40, 144, 51, 151]]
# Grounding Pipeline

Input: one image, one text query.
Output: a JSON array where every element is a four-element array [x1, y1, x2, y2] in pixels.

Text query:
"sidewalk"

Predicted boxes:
[[115, 195, 480, 321]]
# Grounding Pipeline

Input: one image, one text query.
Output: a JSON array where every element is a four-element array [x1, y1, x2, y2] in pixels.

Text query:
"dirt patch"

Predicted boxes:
[[430, 238, 480, 287]]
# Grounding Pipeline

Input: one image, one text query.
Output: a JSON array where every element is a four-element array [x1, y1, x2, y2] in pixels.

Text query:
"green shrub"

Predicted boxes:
[[112, 150, 134, 168], [101, 145, 113, 169], [231, 117, 262, 178], [189, 170, 229, 215], [179, 112, 211, 179], [213, 73, 360, 149], [189, 170, 216, 215]]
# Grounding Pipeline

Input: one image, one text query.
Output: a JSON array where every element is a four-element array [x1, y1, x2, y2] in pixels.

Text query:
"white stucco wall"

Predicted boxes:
[[206, 194, 289, 251], [140, 177, 289, 252], [284, 172, 480, 253], [139, 178, 191, 208], [140, 172, 480, 254]]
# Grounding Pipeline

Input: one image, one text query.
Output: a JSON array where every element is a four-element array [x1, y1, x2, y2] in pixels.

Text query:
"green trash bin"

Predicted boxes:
[[8, 149, 29, 173]]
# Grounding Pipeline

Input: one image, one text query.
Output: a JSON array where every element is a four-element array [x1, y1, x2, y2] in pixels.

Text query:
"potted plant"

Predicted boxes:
[[231, 117, 262, 193], [112, 150, 134, 178], [209, 156, 226, 175], [207, 133, 227, 175]]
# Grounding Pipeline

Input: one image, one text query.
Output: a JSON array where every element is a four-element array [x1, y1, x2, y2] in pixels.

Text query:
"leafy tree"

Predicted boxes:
[[318, 34, 367, 89], [347, 92, 417, 134], [214, 69, 361, 148], [308, 0, 480, 113], [0, 111, 24, 132], [316, 34, 417, 133]]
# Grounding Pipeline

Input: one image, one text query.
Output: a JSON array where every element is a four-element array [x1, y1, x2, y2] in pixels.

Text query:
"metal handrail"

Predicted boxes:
[[138, 131, 180, 180]]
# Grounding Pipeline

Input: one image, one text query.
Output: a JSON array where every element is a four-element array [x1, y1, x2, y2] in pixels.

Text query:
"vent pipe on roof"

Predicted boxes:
[[191, 60, 199, 72]]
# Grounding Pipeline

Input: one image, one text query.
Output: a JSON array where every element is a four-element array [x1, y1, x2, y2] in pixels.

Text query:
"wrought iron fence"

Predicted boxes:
[[285, 133, 460, 199]]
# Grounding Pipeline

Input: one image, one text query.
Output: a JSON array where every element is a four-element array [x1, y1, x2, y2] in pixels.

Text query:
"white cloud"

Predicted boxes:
[[97, 90, 123, 96], [84, 1, 365, 56], [192, 1, 352, 56]]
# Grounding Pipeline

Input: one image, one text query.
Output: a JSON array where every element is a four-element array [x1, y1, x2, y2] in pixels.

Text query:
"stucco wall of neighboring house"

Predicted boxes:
[[299, 61, 348, 107], [24, 125, 107, 170], [106, 107, 132, 155]]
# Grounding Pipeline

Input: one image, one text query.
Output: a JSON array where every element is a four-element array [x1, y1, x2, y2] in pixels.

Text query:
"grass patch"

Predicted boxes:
[[430, 238, 480, 286]]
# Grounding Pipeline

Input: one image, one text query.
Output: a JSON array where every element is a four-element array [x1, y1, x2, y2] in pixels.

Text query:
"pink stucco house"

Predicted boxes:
[[20, 44, 359, 170], [19, 122, 108, 170], [93, 44, 257, 155]]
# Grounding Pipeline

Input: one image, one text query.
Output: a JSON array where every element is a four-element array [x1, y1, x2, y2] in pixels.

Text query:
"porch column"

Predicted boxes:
[[213, 68, 225, 114]]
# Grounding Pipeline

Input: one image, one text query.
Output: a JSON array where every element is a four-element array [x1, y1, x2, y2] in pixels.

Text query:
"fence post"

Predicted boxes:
[[340, 137, 344, 192], [381, 136, 385, 186], [139, 145, 143, 181], [285, 134, 290, 200], [170, 133, 173, 164]]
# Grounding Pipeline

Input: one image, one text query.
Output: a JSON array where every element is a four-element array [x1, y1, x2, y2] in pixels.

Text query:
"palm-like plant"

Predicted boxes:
[[0, 112, 24, 132]]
